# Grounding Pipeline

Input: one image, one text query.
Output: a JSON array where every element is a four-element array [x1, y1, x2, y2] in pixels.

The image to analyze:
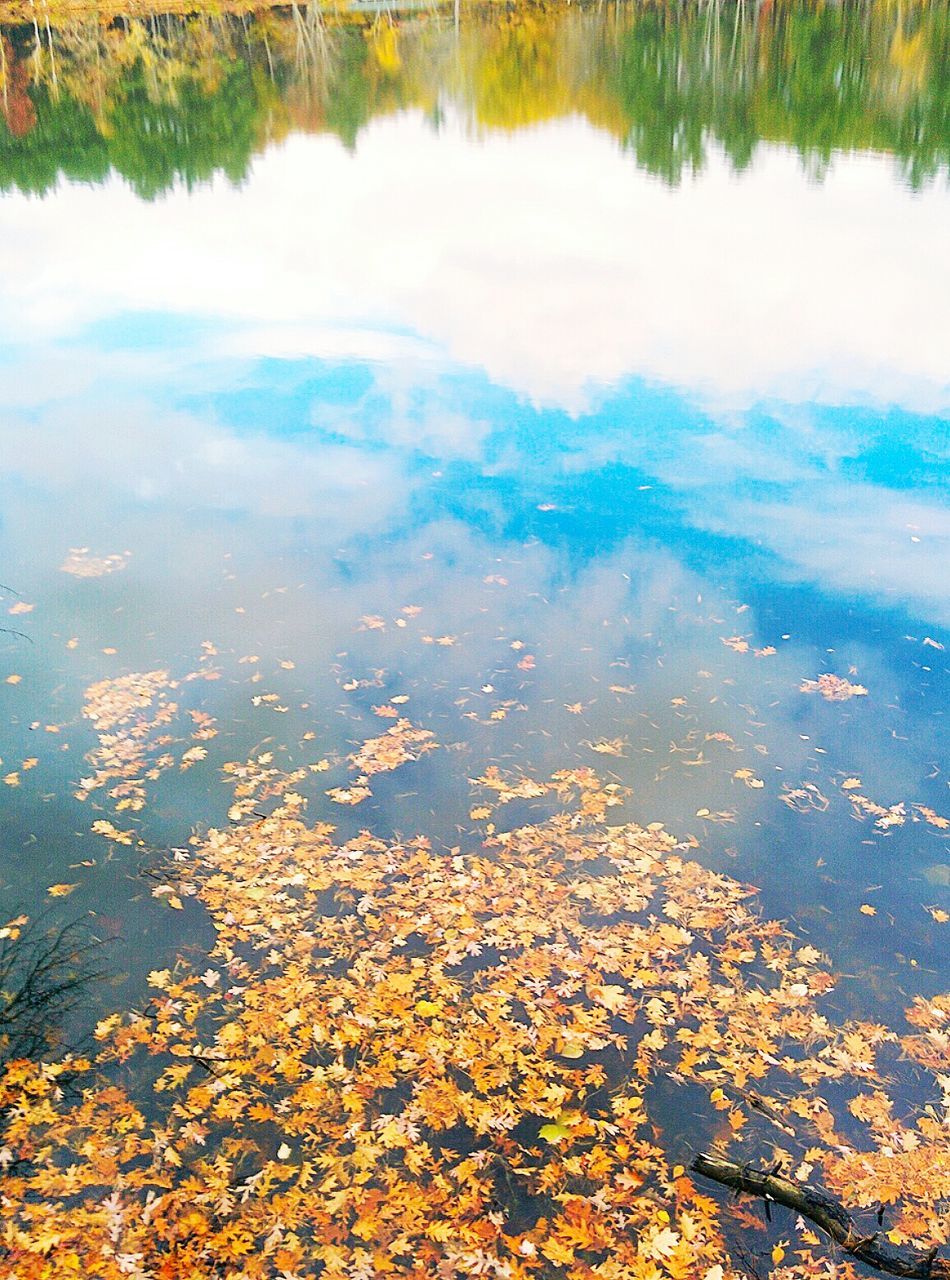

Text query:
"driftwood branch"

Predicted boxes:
[[691, 1152, 950, 1280]]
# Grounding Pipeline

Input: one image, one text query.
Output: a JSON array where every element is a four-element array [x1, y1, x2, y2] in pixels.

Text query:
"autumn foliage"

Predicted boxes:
[[0, 662, 948, 1279], [0, 2, 947, 199]]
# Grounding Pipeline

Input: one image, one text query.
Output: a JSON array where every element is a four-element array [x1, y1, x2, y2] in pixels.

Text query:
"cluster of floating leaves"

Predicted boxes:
[[720, 636, 775, 659], [799, 675, 868, 702], [328, 718, 438, 805], [1, 601, 948, 1280], [1, 654, 949, 1280], [59, 548, 130, 578], [810, 994, 950, 1243], [348, 719, 436, 777], [75, 663, 219, 813]]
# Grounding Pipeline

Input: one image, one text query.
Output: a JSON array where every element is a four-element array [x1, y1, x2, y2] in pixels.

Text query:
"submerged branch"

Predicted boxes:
[[691, 1152, 950, 1280]]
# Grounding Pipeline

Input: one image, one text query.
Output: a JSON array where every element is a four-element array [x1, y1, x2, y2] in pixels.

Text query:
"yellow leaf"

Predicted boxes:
[[540, 1236, 575, 1265], [415, 999, 443, 1017], [592, 984, 627, 1013], [558, 1042, 584, 1059], [47, 883, 78, 897], [95, 1013, 122, 1039]]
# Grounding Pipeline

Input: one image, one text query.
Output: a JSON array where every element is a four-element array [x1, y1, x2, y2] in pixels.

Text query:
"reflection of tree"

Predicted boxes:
[[0, 16, 264, 195], [0, 917, 105, 1066], [280, 3, 336, 134], [607, 8, 709, 183], [0, 35, 35, 135], [605, 2, 949, 184], [459, 11, 574, 131], [0, 1, 946, 198]]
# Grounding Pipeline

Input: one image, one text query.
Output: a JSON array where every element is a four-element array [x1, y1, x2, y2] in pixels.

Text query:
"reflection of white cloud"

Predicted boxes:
[[0, 396, 403, 522], [312, 360, 493, 460], [217, 325, 439, 367], [668, 429, 824, 486], [699, 485, 950, 625], [0, 116, 947, 415], [552, 408, 950, 626], [318, 399, 492, 461]]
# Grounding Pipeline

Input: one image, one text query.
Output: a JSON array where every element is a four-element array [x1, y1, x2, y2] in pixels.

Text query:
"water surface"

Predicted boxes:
[[0, 0, 948, 1030]]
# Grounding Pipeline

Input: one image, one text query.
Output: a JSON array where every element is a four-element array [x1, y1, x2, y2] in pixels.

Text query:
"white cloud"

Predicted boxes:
[[0, 114, 946, 415]]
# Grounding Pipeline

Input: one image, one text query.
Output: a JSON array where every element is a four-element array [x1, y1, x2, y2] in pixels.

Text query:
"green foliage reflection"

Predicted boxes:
[[0, 1, 947, 198]]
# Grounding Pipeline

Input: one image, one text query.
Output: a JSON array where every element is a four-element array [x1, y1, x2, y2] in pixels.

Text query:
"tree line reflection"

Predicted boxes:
[[0, 0, 947, 197]]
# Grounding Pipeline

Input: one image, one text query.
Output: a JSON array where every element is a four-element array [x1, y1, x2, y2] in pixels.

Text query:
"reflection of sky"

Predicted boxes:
[[1, 120, 949, 410], [0, 112, 948, 1016], [2, 321, 947, 624], [0, 118, 946, 617]]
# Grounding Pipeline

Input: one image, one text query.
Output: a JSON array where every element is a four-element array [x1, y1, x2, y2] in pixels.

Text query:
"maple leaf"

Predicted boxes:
[[645, 1227, 681, 1259], [914, 805, 950, 830]]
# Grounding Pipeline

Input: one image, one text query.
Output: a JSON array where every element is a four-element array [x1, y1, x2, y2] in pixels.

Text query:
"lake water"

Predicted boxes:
[[0, 0, 948, 1037]]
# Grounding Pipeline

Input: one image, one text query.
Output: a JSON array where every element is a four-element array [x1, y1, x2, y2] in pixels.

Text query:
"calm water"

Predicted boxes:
[[0, 1, 948, 1027]]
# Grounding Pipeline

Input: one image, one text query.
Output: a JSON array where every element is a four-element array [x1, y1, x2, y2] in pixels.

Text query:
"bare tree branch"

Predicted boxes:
[[691, 1152, 950, 1280]]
